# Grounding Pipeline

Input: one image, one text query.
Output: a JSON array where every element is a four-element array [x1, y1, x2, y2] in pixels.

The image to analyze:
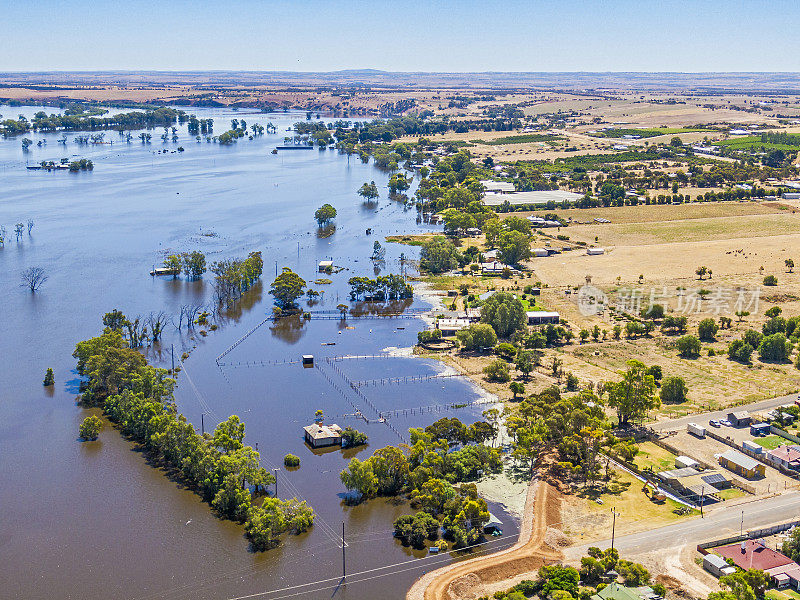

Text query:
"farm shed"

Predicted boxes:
[[531, 248, 549, 257], [703, 554, 736, 577], [318, 260, 333, 272], [675, 455, 699, 469], [727, 411, 751, 427], [766, 563, 800, 590], [480, 180, 515, 194], [526, 311, 560, 325], [586, 247, 605, 255], [742, 440, 763, 454], [480, 261, 518, 276], [303, 423, 343, 448], [750, 422, 771, 436], [718, 450, 765, 479]]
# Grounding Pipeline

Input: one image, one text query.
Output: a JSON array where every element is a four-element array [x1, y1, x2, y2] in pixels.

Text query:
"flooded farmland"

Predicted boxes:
[[0, 105, 517, 600]]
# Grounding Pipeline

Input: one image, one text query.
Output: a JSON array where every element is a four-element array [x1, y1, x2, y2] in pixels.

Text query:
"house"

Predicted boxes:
[[766, 562, 800, 590], [727, 411, 751, 427], [526, 311, 560, 325], [590, 582, 657, 600], [481, 261, 517, 276], [304, 423, 343, 448], [318, 260, 333, 272], [703, 554, 736, 577], [750, 422, 771, 436], [465, 307, 482, 322], [715, 540, 794, 572], [767, 445, 800, 471], [718, 450, 766, 479], [437, 318, 471, 336]]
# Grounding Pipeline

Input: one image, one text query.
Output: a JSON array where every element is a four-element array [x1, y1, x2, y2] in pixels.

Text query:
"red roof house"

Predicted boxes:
[[715, 540, 794, 571]]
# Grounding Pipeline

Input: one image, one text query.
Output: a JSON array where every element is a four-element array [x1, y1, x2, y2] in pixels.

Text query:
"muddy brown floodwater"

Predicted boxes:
[[0, 105, 518, 600]]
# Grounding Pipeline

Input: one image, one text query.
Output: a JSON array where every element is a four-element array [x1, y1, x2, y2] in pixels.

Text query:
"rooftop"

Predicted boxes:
[[715, 540, 794, 571], [303, 423, 342, 440], [719, 450, 761, 471], [482, 190, 584, 206], [768, 445, 800, 463]]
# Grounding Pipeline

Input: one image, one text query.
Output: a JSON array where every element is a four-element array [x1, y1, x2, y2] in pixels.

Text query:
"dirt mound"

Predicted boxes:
[[447, 573, 483, 600]]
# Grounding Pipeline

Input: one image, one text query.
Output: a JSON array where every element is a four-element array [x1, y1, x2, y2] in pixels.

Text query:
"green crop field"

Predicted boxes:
[[593, 127, 712, 139], [470, 134, 566, 145], [753, 435, 788, 450], [714, 136, 799, 151]]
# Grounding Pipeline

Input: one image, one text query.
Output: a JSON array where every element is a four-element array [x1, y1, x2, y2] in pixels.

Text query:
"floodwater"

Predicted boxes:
[[0, 105, 518, 600]]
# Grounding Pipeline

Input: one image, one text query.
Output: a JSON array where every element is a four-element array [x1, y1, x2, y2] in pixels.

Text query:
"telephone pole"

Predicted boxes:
[[342, 522, 346, 581], [273, 468, 279, 498], [611, 508, 619, 551], [201, 413, 205, 436], [171, 343, 175, 373]]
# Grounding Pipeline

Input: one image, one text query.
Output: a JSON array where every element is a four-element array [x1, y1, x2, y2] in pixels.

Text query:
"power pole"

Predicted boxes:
[[273, 468, 279, 498], [171, 343, 175, 373], [611, 508, 618, 551], [741, 510, 744, 537], [700, 486, 704, 518], [342, 522, 346, 581], [201, 413, 205, 436]]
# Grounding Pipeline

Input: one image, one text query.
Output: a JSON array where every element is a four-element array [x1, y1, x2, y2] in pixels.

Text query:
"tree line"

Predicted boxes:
[[72, 313, 314, 551], [2, 107, 187, 136]]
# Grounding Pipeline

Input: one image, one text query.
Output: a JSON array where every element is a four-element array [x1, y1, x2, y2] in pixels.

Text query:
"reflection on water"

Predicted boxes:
[[0, 103, 517, 600]]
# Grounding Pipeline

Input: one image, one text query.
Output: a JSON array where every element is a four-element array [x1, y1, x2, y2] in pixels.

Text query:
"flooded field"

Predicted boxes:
[[0, 105, 516, 600]]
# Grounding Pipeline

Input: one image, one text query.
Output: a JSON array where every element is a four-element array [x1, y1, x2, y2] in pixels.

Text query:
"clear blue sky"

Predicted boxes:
[[4, 0, 799, 72]]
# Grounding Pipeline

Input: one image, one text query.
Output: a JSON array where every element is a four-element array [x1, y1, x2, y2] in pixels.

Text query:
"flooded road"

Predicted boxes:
[[0, 105, 517, 600]]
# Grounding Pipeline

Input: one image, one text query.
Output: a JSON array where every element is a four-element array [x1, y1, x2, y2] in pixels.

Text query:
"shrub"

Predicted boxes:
[[284, 454, 300, 467], [457, 323, 498, 351], [676, 335, 701, 358], [418, 329, 443, 344], [698, 318, 719, 341], [565, 372, 579, 391], [758, 333, 793, 362], [79, 415, 103, 440], [494, 342, 517, 360], [341, 427, 368, 448], [728, 339, 754, 363], [743, 329, 763, 349], [763, 275, 778, 286], [646, 365, 662, 382], [660, 376, 688, 403], [43, 367, 54, 386], [484, 359, 511, 382]]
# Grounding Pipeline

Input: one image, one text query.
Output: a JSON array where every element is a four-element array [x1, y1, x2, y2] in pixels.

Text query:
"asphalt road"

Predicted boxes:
[[566, 490, 800, 558], [651, 393, 799, 433]]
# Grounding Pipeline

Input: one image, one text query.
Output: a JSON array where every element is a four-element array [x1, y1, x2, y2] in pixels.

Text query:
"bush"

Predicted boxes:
[[43, 367, 54, 386], [79, 415, 103, 440], [284, 454, 300, 467], [457, 323, 498, 351], [646, 365, 662, 382], [743, 329, 763, 349], [728, 339, 754, 363], [494, 342, 517, 360], [484, 359, 511, 382], [698, 318, 719, 341], [418, 329, 443, 344], [565, 372, 579, 391], [341, 427, 368, 448], [763, 275, 778, 286], [676, 335, 701, 358], [758, 333, 793, 362], [660, 376, 688, 403]]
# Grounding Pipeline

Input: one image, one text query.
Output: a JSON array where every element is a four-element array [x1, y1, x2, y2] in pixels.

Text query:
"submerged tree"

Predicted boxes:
[[269, 267, 306, 309], [79, 415, 103, 441], [357, 181, 379, 202], [314, 203, 337, 227], [21, 266, 48, 292]]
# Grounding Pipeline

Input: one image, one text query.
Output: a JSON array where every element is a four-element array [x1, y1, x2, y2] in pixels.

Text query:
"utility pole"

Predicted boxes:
[[700, 486, 704, 518], [611, 508, 618, 551], [342, 522, 346, 581], [171, 343, 175, 373], [741, 510, 745, 537], [201, 413, 205, 436], [273, 468, 279, 498]]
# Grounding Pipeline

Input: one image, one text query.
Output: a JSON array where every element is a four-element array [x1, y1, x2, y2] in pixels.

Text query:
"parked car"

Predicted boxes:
[[709, 420, 721, 427], [720, 419, 732, 427]]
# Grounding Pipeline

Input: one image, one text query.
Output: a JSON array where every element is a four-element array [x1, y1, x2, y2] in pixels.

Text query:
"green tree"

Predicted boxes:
[[419, 237, 460, 274], [763, 274, 778, 286], [498, 230, 532, 265], [341, 427, 368, 448], [79, 415, 103, 440], [456, 323, 498, 351], [480, 292, 526, 337], [284, 454, 300, 467], [786, 259, 794, 273], [510, 381, 525, 399], [269, 267, 306, 308], [516, 351, 534, 379], [660, 376, 688, 403], [483, 219, 503, 248], [358, 181, 379, 202], [340, 458, 377, 499], [484, 359, 511, 382], [163, 254, 182, 279], [758, 333, 793, 362], [181, 251, 207, 280], [698, 318, 719, 341], [606, 360, 659, 426], [43, 367, 55, 386], [728, 339, 754, 363], [676, 334, 701, 358], [314, 203, 337, 226]]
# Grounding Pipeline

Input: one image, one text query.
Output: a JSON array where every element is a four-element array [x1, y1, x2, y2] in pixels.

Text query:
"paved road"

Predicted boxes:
[[651, 393, 798, 433], [566, 490, 800, 558]]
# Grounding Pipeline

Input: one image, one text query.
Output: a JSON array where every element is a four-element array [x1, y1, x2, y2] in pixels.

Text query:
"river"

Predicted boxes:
[[0, 104, 518, 600]]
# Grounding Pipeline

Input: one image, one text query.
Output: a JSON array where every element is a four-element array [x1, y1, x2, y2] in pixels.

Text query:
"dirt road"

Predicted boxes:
[[406, 480, 562, 600]]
